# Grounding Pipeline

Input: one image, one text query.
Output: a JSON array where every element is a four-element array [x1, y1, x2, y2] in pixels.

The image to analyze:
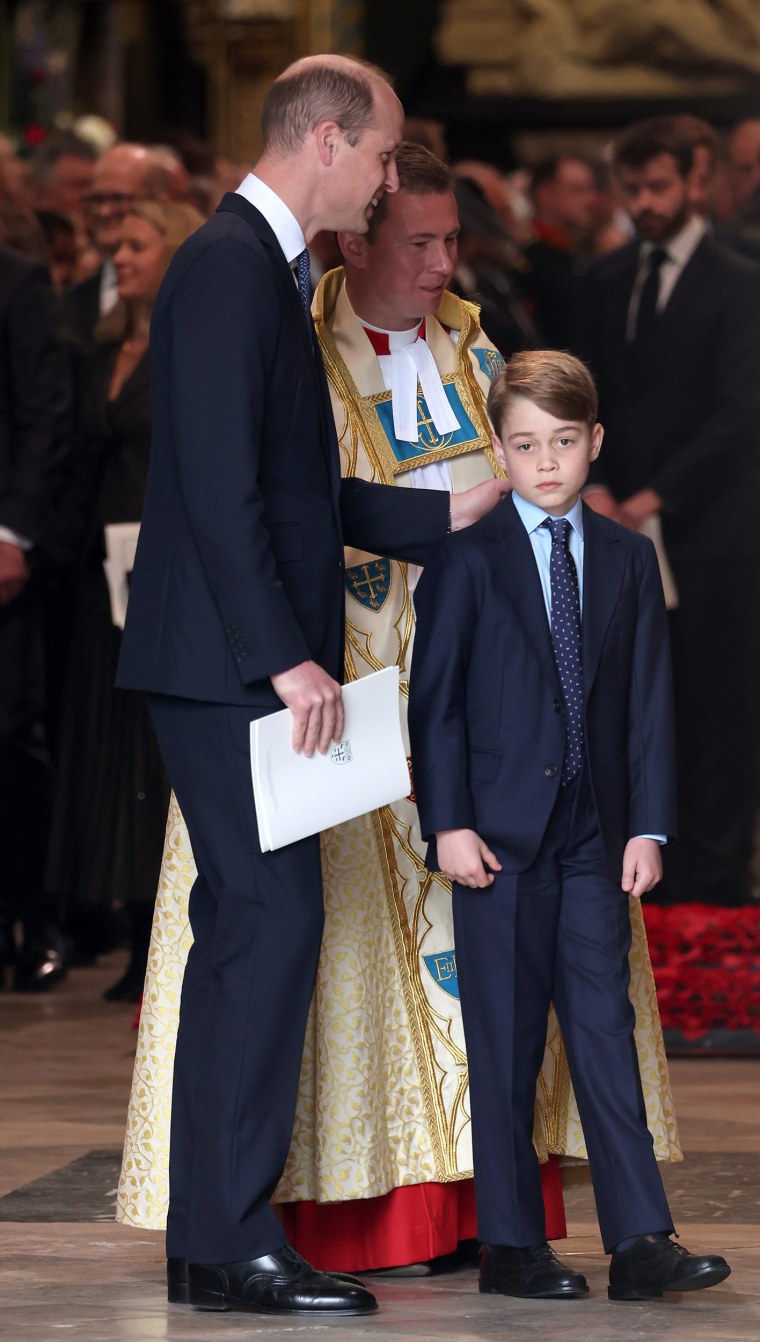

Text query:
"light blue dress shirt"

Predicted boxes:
[[511, 490, 665, 846]]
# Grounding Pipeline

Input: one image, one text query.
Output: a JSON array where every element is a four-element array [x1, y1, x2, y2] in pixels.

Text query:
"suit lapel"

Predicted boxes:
[[216, 193, 341, 506], [581, 505, 625, 696], [482, 498, 560, 692]]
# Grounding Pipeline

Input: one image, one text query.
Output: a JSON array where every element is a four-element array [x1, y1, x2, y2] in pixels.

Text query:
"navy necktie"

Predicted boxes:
[[295, 248, 311, 315], [633, 247, 668, 346], [542, 517, 583, 785]]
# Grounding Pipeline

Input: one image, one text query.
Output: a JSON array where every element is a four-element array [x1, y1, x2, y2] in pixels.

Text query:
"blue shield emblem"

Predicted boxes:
[[473, 348, 506, 382], [423, 950, 460, 999], [344, 558, 391, 612], [375, 386, 478, 466]]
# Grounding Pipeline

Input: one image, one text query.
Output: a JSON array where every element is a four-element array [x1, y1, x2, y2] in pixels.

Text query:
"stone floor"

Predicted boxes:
[[1, 952, 758, 1341]]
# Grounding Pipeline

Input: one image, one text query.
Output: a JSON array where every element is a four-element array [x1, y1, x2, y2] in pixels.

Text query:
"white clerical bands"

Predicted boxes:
[[363, 323, 460, 444]]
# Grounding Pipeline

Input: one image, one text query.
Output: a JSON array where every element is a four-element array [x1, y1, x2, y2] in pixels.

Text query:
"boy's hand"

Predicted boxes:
[[436, 829, 502, 888], [621, 837, 662, 898], [449, 478, 510, 532]]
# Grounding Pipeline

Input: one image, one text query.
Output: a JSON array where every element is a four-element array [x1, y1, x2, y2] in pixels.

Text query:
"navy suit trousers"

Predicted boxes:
[[453, 770, 673, 1252], [149, 695, 325, 1264]]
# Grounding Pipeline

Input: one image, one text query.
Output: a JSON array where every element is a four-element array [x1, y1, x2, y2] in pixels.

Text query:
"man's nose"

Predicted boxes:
[[430, 241, 453, 275]]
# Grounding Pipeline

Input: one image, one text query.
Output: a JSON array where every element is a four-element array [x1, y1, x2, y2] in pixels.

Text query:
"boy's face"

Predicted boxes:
[[492, 395, 602, 516]]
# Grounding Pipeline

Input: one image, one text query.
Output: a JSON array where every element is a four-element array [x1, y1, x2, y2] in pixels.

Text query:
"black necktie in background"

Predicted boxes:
[[634, 247, 668, 346]]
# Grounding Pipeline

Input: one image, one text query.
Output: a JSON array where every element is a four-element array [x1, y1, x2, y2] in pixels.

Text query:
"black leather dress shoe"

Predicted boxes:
[[608, 1234, 731, 1300], [167, 1253, 364, 1304], [182, 1248, 378, 1314], [480, 1243, 589, 1299], [13, 943, 66, 992]]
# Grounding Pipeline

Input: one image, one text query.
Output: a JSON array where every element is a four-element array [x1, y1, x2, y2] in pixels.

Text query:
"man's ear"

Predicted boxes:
[[339, 231, 369, 269], [314, 119, 341, 168]]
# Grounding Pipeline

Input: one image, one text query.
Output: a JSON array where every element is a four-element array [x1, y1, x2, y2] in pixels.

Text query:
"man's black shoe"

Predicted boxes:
[[13, 943, 66, 992], [608, 1234, 731, 1300], [167, 1258, 190, 1304], [167, 1254, 364, 1304], [181, 1248, 377, 1314], [479, 1243, 589, 1299]]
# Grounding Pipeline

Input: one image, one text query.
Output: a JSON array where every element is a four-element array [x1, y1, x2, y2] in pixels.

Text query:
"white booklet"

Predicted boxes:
[[250, 666, 410, 852], [103, 522, 140, 629]]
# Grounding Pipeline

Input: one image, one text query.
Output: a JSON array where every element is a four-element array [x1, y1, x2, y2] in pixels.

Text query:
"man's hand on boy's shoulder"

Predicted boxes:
[[436, 828, 503, 889], [621, 837, 663, 899], [449, 478, 510, 533]]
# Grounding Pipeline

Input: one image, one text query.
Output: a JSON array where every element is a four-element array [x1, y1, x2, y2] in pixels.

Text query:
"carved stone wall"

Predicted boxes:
[[185, 0, 363, 162], [436, 0, 760, 100]]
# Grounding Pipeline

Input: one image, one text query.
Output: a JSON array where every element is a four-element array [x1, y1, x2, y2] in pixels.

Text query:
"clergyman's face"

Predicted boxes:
[[615, 152, 692, 244], [361, 189, 459, 328]]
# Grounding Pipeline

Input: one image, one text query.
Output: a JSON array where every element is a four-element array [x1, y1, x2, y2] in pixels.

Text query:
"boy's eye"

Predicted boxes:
[[557, 437, 574, 447], [516, 442, 533, 452]]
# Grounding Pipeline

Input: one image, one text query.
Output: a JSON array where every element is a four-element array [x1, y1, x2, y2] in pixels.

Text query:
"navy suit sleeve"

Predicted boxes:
[[408, 541, 478, 841], [340, 477, 449, 563], [627, 540, 678, 840], [0, 260, 73, 551], [163, 239, 311, 682]]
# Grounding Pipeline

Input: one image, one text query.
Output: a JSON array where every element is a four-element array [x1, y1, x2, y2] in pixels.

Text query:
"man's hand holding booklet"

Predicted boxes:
[[250, 667, 410, 851]]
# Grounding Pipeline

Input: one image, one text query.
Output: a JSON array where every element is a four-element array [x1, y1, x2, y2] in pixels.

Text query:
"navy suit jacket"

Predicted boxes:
[[117, 193, 447, 705], [408, 496, 677, 883], [577, 233, 760, 566]]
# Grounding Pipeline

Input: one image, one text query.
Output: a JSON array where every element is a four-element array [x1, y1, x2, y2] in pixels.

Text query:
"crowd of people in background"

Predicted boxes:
[[2, 106, 760, 996]]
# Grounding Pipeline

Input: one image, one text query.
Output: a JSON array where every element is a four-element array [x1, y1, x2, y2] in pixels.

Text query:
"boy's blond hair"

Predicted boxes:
[[487, 350, 598, 433]]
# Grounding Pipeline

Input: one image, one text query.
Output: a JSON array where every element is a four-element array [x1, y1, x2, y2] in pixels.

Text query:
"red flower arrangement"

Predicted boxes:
[[642, 903, 760, 1040]]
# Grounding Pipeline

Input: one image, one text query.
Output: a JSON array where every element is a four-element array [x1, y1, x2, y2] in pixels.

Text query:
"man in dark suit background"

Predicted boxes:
[[118, 54, 506, 1316], [0, 246, 73, 989], [578, 117, 760, 906], [63, 143, 170, 348]]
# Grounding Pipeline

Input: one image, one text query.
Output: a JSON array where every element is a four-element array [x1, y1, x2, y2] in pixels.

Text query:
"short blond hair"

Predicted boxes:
[[487, 350, 598, 434]]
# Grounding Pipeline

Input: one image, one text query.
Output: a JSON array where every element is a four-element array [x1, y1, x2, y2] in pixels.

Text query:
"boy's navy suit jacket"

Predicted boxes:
[[409, 494, 677, 883], [117, 193, 447, 706]]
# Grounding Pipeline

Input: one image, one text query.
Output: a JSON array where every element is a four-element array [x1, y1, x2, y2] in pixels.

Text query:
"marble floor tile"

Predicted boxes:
[[1, 955, 758, 1340]]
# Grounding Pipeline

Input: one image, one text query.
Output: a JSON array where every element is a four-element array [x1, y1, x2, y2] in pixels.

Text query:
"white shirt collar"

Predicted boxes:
[[640, 213, 706, 269], [512, 490, 585, 540], [235, 173, 306, 267]]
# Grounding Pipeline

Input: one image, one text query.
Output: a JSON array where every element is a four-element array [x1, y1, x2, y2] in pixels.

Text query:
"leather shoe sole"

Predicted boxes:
[[480, 1277, 588, 1300], [609, 1259, 731, 1301]]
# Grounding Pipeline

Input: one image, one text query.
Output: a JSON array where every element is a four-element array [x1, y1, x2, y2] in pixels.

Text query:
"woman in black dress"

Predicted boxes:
[[49, 200, 203, 999]]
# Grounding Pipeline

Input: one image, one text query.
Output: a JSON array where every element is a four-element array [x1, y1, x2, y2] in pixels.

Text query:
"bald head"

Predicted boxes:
[[87, 143, 171, 256], [262, 55, 392, 159]]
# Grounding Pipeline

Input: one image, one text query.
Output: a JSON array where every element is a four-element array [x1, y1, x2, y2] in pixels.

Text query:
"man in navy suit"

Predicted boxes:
[[578, 117, 760, 906], [409, 350, 730, 1302], [118, 55, 506, 1316]]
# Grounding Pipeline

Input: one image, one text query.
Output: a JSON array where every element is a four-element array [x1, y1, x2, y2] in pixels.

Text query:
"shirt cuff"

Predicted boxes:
[[0, 527, 32, 550], [636, 834, 667, 845]]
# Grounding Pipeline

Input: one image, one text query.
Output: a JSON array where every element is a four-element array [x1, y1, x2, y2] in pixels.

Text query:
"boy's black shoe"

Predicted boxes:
[[479, 1243, 588, 1299], [608, 1234, 731, 1300]]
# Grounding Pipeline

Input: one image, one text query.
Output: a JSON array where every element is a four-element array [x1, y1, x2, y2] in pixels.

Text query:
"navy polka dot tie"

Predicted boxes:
[[542, 517, 584, 785], [296, 248, 311, 315]]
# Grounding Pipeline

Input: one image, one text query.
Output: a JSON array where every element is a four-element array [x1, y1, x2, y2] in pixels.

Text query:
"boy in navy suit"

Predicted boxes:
[[408, 351, 730, 1302]]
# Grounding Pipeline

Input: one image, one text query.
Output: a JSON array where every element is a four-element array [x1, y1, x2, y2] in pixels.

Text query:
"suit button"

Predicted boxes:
[[544, 765, 558, 778], [553, 699, 561, 712]]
